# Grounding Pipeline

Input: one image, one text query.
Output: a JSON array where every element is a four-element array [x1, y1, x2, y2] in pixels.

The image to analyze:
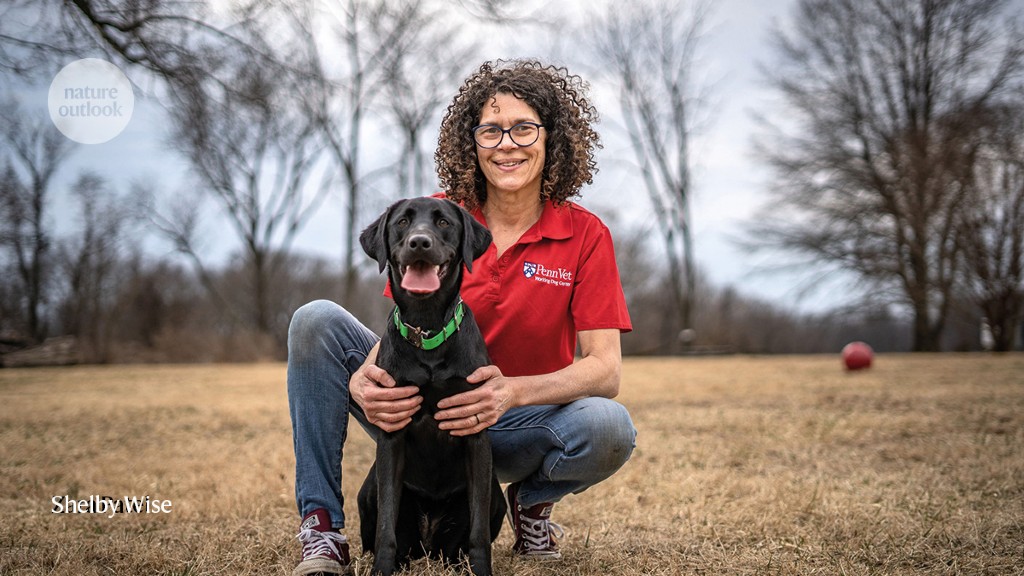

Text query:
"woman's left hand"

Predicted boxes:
[[435, 365, 515, 436]]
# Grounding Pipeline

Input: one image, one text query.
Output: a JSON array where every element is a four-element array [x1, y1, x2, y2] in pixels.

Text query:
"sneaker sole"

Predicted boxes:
[[517, 550, 563, 561], [292, 557, 351, 576]]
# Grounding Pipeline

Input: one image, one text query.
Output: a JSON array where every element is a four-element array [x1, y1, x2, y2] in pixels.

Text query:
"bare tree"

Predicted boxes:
[[0, 164, 26, 338], [157, 13, 331, 335], [957, 104, 1024, 352], [586, 0, 712, 353], [376, 5, 478, 199], [452, 0, 547, 23], [56, 171, 138, 361], [292, 0, 491, 307], [291, 0, 432, 306], [0, 99, 76, 343], [0, 0, 274, 83], [754, 0, 1024, 351]]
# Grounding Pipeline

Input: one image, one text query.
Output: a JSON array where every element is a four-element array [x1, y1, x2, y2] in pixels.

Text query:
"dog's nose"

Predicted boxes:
[[407, 233, 433, 252]]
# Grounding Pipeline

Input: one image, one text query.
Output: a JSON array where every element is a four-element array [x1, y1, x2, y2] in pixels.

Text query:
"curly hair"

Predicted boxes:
[[435, 59, 601, 210]]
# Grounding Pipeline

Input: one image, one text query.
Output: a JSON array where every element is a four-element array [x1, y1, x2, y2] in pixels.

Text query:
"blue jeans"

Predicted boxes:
[[287, 299, 637, 529]]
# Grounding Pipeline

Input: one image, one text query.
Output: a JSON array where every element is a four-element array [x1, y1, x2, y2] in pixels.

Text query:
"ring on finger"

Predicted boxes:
[[474, 414, 481, 425]]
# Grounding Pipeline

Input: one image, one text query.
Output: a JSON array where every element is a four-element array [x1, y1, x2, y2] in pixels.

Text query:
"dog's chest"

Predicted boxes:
[[375, 323, 490, 498], [402, 412, 470, 496]]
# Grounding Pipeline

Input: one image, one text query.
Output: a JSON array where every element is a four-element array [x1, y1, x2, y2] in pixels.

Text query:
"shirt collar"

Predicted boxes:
[[472, 200, 573, 244]]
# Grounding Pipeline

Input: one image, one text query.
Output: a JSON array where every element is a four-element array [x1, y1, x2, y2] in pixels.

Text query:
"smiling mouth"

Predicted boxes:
[[495, 159, 525, 168], [400, 260, 450, 295]]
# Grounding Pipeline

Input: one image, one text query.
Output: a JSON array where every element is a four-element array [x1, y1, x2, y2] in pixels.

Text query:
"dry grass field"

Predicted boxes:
[[1, 354, 1022, 575]]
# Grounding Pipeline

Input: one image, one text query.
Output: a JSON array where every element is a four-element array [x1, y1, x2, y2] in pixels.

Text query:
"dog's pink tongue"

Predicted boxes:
[[401, 263, 441, 294]]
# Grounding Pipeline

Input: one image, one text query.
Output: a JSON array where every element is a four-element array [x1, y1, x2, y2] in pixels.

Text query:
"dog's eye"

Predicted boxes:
[[396, 218, 410, 227], [437, 218, 450, 228]]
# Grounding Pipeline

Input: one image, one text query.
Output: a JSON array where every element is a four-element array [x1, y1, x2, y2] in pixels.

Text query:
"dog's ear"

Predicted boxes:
[[359, 204, 392, 273], [457, 204, 492, 272]]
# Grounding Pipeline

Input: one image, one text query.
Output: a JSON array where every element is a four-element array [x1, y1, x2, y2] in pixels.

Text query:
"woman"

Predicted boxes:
[[287, 59, 636, 576]]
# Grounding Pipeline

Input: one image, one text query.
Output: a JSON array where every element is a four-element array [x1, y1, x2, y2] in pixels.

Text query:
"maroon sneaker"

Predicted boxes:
[[293, 508, 351, 576], [504, 482, 564, 560]]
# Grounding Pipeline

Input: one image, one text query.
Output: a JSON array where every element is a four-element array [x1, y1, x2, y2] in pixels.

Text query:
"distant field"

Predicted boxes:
[[1, 354, 1022, 575]]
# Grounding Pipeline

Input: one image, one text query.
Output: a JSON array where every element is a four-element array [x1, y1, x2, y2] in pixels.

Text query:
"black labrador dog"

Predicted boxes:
[[357, 197, 505, 576]]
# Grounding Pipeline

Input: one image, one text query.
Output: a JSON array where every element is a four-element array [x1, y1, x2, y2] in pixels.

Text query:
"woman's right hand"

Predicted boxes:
[[350, 363, 422, 432]]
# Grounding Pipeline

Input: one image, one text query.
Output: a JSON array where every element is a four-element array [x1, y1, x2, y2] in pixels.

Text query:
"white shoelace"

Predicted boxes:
[[518, 516, 565, 552], [296, 528, 347, 560]]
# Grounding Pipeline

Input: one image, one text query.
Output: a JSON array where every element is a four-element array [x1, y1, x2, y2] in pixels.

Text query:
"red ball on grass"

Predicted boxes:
[[842, 341, 873, 371]]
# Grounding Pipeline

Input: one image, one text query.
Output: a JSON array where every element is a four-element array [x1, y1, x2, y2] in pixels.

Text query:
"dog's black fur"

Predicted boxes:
[[357, 197, 505, 576]]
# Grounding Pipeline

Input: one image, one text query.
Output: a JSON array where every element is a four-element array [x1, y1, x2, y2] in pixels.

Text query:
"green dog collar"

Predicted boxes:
[[393, 300, 465, 351]]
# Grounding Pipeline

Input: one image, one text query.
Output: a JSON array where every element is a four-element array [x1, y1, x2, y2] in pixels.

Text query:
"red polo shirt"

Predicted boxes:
[[465, 200, 631, 377], [384, 198, 631, 378]]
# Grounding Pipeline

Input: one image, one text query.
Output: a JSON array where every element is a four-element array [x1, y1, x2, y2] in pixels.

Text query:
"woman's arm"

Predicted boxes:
[[508, 328, 622, 404], [435, 328, 623, 436]]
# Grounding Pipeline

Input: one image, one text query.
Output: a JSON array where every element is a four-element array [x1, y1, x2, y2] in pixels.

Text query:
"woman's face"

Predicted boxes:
[[475, 92, 547, 200]]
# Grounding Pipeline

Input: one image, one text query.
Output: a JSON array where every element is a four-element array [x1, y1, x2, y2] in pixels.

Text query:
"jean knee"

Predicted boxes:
[[576, 398, 637, 475], [288, 300, 348, 360]]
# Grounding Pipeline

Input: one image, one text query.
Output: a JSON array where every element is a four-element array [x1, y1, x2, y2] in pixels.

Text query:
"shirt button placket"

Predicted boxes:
[[492, 253, 510, 293]]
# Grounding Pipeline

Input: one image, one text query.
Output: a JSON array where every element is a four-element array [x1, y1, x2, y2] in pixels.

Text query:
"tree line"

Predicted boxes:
[[1, 0, 1022, 363], [751, 0, 1024, 351]]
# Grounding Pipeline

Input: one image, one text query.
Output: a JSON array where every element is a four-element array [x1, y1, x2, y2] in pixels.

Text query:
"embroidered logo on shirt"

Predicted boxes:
[[523, 261, 573, 287]]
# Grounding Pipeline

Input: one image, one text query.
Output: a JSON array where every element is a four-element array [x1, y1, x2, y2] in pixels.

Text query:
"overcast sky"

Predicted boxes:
[[28, 0, 855, 314]]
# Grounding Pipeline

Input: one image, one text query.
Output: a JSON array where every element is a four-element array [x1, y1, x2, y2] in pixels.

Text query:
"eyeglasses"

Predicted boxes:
[[471, 122, 544, 148]]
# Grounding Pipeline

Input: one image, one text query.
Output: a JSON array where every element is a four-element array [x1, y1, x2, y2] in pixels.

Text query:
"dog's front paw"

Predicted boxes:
[[369, 556, 396, 576], [468, 549, 493, 576]]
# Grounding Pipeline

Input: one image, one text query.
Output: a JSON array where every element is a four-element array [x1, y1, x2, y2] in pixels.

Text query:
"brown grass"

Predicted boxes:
[[1, 354, 1022, 575]]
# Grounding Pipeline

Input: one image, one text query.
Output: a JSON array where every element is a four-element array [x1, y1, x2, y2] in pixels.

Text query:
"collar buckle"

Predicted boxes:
[[404, 325, 430, 349]]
